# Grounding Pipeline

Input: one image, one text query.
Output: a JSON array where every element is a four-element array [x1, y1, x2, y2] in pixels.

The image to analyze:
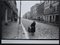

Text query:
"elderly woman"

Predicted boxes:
[[30, 21, 36, 36]]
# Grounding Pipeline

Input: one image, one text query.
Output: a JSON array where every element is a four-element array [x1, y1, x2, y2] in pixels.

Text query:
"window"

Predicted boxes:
[[50, 4, 52, 8], [55, 6, 57, 11], [53, 6, 55, 12], [53, 6, 57, 12], [46, 1, 48, 4], [48, 0, 50, 3], [52, 1, 54, 3], [54, 1, 57, 3]]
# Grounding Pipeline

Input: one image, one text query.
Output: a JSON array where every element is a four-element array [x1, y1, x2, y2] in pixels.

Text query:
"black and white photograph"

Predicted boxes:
[[0, 0, 60, 44]]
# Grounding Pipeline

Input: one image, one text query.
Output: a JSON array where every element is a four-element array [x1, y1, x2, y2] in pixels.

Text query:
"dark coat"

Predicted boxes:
[[30, 21, 36, 33]]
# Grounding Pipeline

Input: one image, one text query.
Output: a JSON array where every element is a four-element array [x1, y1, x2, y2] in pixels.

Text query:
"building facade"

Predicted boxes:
[[23, 11, 31, 19], [44, 1, 59, 24], [30, 4, 40, 20], [37, 2, 44, 21], [30, 0, 59, 25], [0, 1, 18, 39], [0, 1, 18, 26], [26, 12, 31, 19]]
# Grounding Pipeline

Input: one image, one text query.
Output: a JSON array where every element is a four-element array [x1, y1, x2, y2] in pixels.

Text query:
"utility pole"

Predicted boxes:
[[17, 0, 21, 39], [19, 0, 21, 24]]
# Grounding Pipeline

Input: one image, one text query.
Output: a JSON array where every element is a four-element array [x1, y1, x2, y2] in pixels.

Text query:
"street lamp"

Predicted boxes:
[[19, 0, 21, 24]]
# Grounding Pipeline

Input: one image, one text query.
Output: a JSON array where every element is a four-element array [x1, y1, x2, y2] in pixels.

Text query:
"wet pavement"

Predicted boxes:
[[2, 19, 26, 39], [22, 18, 59, 39]]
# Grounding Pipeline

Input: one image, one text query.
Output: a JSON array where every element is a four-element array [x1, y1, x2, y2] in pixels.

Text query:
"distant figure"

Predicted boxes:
[[30, 21, 36, 36]]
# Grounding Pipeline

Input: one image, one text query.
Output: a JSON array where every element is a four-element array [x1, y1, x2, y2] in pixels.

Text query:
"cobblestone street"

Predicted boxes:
[[22, 18, 59, 39]]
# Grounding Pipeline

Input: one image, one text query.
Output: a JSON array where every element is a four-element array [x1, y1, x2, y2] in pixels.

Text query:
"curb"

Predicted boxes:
[[21, 23, 29, 39]]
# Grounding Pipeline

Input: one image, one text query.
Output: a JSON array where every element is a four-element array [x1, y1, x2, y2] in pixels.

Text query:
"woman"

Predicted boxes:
[[30, 21, 36, 36]]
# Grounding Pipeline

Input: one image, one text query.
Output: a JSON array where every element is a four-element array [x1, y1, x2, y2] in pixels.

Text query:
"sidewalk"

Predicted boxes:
[[21, 23, 29, 39], [15, 24, 26, 39], [2, 21, 25, 39]]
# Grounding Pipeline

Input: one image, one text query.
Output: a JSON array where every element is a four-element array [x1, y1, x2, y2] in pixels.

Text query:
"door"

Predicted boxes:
[[55, 15, 59, 24]]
